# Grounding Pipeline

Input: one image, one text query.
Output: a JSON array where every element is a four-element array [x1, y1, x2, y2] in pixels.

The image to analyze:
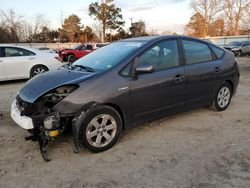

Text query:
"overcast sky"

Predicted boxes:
[[1, 0, 192, 34]]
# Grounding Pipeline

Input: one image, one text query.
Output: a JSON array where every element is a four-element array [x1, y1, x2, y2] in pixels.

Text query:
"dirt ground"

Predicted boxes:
[[0, 57, 250, 188]]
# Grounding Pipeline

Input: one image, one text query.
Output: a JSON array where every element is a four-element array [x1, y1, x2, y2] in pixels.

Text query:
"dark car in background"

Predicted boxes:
[[11, 36, 239, 161], [224, 41, 250, 56]]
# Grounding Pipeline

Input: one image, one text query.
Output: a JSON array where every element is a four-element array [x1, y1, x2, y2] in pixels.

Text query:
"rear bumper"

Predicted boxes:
[[10, 99, 34, 129]]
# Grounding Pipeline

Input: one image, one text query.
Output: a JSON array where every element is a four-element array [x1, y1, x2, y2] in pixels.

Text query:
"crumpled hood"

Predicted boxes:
[[224, 46, 239, 50], [19, 68, 96, 103]]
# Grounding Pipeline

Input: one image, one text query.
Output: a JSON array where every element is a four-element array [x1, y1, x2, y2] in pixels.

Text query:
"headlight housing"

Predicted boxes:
[[231, 48, 240, 51], [40, 85, 79, 108]]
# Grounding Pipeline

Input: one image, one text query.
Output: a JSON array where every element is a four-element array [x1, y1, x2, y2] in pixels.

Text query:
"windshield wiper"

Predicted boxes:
[[73, 65, 95, 72]]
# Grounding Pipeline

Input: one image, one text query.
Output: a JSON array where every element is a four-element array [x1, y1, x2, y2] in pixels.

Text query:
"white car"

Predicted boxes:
[[0, 45, 64, 81]]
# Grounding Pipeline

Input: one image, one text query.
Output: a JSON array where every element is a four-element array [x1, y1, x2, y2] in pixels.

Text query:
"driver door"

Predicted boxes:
[[131, 39, 185, 123]]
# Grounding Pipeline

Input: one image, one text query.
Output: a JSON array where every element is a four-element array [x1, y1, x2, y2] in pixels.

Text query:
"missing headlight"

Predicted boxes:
[[26, 85, 78, 161], [40, 85, 79, 109]]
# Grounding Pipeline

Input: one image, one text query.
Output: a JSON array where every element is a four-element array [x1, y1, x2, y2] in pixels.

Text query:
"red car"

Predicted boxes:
[[58, 44, 94, 63]]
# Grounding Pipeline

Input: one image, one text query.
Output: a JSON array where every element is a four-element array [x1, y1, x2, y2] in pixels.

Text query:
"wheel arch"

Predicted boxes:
[[103, 103, 126, 130], [67, 53, 75, 57], [225, 79, 234, 93]]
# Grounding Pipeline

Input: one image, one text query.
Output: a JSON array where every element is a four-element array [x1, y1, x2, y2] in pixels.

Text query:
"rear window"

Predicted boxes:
[[210, 45, 224, 59], [86, 45, 93, 50]]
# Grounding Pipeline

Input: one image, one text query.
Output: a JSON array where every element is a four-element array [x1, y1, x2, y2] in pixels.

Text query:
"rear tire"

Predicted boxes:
[[210, 82, 232, 111], [30, 65, 48, 78], [77, 105, 122, 153], [67, 55, 76, 63]]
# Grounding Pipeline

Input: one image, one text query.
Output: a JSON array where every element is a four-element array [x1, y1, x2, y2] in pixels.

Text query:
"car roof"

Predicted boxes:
[[120, 35, 208, 43]]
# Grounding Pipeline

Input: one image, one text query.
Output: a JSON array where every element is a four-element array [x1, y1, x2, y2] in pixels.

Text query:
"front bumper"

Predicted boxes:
[[10, 99, 34, 129]]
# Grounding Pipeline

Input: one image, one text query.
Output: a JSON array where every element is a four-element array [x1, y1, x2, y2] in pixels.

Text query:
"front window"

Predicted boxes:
[[137, 40, 180, 71], [73, 41, 145, 71]]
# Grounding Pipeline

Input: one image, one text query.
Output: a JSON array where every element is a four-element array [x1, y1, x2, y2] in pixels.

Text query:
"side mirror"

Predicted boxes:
[[135, 63, 154, 74]]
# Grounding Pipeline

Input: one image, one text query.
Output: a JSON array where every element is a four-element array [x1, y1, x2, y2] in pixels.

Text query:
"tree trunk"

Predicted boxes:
[[234, 16, 240, 35], [102, 22, 106, 42]]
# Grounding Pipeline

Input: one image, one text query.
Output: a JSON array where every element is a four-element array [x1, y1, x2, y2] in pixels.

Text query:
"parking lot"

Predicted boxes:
[[0, 57, 250, 188]]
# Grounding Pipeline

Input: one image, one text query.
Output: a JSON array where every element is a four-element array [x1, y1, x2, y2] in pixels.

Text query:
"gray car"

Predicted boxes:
[[11, 36, 240, 161], [224, 41, 250, 56]]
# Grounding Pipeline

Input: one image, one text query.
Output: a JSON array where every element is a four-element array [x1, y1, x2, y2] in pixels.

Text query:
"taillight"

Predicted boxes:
[[55, 56, 62, 62]]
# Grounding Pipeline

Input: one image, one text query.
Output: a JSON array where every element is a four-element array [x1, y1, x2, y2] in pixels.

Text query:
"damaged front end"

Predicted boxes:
[[11, 85, 79, 161]]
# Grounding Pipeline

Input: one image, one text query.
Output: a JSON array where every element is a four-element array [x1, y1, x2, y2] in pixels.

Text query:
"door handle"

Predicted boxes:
[[214, 67, 221, 73], [174, 74, 184, 82], [0, 60, 2, 62], [28, 57, 35, 60]]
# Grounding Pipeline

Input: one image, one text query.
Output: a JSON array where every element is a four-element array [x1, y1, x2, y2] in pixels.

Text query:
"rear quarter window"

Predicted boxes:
[[210, 45, 225, 59]]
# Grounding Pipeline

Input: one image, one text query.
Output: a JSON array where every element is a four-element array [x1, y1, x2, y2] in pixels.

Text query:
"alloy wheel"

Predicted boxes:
[[33, 67, 46, 76], [86, 114, 117, 148], [217, 86, 231, 108]]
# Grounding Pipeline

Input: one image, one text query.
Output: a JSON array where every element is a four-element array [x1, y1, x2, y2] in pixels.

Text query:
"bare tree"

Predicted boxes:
[[241, 5, 250, 27], [32, 13, 48, 35], [224, 0, 250, 35], [0, 9, 24, 42], [190, 0, 223, 36], [224, 0, 235, 35]]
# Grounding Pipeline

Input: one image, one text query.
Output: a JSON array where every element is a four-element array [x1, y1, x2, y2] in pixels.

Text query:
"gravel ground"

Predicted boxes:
[[0, 57, 250, 188]]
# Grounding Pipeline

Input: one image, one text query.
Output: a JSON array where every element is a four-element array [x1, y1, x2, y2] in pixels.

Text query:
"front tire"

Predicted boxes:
[[210, 82, 232, 111], [78, 105, 122, 153], [238, 50, 243, 57]]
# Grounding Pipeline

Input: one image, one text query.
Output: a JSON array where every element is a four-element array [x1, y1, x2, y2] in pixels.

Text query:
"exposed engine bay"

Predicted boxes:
[[15, 85, 80, 161]]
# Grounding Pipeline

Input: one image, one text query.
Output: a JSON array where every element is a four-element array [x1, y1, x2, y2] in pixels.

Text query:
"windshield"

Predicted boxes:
[[228, 41, 242, 47], [73, 41, 145, 71], [73, 44, 81, 49]]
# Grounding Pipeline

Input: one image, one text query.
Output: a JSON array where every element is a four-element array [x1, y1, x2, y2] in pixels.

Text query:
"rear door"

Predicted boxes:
[[181, 39, 222, 108], [0, 47, 6, 80], [3, 47, 36, 79], [131, 39, 185, 122]]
